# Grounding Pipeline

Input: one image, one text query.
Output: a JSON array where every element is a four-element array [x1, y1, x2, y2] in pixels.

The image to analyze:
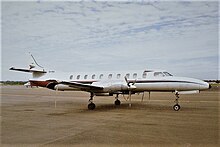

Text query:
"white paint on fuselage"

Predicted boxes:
[[30, 69, 209, 92]]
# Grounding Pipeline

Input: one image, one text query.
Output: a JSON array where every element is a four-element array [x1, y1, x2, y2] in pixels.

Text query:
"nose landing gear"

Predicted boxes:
[[173, 92, 180, 111]]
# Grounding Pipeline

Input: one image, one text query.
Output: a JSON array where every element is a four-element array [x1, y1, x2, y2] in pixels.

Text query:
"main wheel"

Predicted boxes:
[[114, 99, 121, 106], [88, 103, 96, 110], [173, 104, 180, 111]]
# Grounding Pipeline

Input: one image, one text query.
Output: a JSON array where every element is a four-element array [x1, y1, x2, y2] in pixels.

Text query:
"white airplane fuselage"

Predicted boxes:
[[29, 69, 210, 93], [10, 67, 211, 111]]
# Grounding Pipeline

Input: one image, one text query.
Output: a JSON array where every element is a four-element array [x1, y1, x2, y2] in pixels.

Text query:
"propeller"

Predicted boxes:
[[124, 76, 136, 89], [125, 76, 129, 87], [124, 76, 136, 107]]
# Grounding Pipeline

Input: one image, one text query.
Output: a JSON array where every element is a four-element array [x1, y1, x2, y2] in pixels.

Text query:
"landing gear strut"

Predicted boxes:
[[88, 93, 96, 110], [114, 94, 121, 106], [173, 92, 180, 111]]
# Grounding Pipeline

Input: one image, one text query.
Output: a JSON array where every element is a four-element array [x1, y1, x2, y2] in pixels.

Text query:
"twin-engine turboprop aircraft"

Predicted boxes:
[[10, 55, 211, 111]]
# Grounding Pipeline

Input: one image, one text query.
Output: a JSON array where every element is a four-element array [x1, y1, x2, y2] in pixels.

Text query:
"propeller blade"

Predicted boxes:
[[129, 90, 132, 107], [124, 76, 130, 87]]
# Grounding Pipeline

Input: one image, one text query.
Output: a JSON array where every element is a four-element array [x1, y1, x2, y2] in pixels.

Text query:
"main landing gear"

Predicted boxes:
[[88, 93, 96, 110], [88, 93, 121, 110], [114, 94, 121, 106], [173, 92, 181, 111]]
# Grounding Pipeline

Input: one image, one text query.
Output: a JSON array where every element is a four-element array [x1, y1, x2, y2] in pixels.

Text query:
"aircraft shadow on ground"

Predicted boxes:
[[47, 103, 204, 115], [79, 103, 197, 112], [79, 102, 205, 113]]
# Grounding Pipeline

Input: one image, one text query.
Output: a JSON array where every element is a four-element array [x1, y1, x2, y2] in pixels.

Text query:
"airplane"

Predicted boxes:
[[9, 55, 211, 111]]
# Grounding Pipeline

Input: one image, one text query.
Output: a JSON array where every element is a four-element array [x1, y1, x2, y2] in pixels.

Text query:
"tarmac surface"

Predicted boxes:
[[1, 85, 219, 146]]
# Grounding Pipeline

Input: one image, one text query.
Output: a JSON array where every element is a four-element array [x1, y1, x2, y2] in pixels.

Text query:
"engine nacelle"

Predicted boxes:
[[105, 84, 128, 92], [46, 83, 77, 91]]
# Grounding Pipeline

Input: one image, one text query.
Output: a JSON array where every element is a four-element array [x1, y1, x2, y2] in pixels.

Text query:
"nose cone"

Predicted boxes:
[[199, 81, 210, 90]]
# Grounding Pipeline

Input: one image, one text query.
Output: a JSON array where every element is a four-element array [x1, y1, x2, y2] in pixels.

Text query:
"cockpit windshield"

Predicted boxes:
[[163, 72, 173, 76], [154, 72, 173, 77], [154, 72, 164, 77]]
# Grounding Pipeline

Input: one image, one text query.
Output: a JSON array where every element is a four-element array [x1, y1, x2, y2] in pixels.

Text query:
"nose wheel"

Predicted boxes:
[[173, 104, 180, 111], [173, 92, 181, 111]]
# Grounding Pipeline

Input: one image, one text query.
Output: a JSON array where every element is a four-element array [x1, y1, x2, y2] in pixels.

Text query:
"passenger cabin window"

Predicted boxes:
[[70, 75, 73, 80], [133, 73, 137, 78], [84, 75, 88, 79], [154, 72, 164, 77], [99, 74, 103, 79], [108, 74, 112, 79], [76, 75, 80, 79], [117, 74, 121, 79], [126, 73, 130, 78], [92, 74, 96, 79], [142, 72, 147, 78], [163, 72, 173, 76]]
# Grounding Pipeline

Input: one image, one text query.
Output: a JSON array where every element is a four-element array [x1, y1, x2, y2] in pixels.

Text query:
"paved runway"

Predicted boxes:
[[1, 86, 219, 146]]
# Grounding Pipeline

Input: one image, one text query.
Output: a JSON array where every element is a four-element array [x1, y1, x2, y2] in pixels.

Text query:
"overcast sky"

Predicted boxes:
[[1, 0, 219, 81]]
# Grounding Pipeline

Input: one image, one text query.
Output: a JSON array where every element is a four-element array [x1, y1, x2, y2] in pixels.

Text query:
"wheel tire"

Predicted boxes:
[[115, 99, 121, 106], [88, 103, 96, 110], [173, 104, 180, 111]]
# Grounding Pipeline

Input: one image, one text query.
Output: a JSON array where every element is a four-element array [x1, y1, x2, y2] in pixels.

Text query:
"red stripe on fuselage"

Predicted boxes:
[[29, 80, 51, 87]]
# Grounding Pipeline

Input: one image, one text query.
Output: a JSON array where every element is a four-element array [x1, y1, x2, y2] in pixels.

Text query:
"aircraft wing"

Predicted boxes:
[[60, 81, 104, 92]]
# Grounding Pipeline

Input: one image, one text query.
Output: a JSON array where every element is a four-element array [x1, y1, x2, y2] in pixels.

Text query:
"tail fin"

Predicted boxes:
[[29, 53, 44, 69], [9, 53, 47, 78]]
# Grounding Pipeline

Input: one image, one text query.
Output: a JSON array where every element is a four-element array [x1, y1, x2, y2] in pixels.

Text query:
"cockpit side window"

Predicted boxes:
[[154, 72, 164, 77]]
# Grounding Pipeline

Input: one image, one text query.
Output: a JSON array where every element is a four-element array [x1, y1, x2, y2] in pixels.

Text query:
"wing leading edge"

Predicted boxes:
[[59, 81, 103, 92]]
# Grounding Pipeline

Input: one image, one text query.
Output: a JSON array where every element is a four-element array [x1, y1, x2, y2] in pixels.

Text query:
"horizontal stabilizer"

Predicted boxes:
[[9, 67, 47, 73]]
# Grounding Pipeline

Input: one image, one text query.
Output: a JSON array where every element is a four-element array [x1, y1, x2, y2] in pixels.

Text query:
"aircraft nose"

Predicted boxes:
[[199, 80, 211, 90]]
